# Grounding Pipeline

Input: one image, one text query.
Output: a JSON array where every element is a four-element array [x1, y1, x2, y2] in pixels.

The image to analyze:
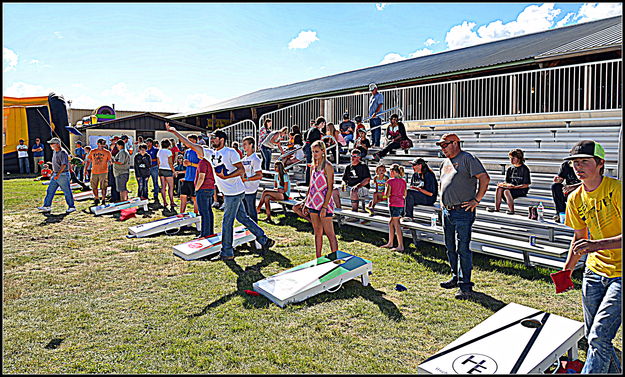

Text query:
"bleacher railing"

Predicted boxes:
[[215, 59, 621, 149], [214, 119, 258, 149]]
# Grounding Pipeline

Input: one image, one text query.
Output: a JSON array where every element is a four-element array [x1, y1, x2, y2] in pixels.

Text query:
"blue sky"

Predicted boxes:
[[3, 3, 622, 114]]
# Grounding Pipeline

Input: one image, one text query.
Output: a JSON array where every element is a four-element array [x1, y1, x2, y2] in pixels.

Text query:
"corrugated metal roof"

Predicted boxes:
[[78, 113, 205, 132], [536, 22, 622, 58], [172, 15, 622, 119]]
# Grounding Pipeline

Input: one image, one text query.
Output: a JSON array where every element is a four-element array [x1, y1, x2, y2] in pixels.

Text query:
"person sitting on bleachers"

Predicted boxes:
[[403, 158, 438, 221], [372, 113, 409, 160], [332, 149, 371, 216], [339, 112, 356, 146], [281, 125, 304, 168], [551, 161, 581, 223], [354, 128, 371, 158], [323, 122, 347, 163], [256, 160, 291, 223], [487, 148, 531, 215]]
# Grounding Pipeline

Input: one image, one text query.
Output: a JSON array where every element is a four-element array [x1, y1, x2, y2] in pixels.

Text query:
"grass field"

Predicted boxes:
[[2, 176, 622, 373]]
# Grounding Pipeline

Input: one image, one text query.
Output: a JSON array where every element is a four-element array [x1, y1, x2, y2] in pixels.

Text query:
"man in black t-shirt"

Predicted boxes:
[[551, 161, 582, 221], [332, 150, 371, 212], [339, 112, 356, 146]]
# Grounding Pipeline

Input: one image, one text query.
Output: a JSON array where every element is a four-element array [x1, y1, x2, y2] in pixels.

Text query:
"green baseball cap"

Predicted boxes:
[[564, 140, 605, 160]]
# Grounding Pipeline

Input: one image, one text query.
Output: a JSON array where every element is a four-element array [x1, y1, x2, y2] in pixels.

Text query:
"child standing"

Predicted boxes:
[[134, 143, 152, 200], [366, 164, 388, 215], [381, 164, 407, 252]]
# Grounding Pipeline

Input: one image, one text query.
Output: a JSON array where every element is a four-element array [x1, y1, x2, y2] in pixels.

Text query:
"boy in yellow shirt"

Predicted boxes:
[[562, 140, 622, 374]]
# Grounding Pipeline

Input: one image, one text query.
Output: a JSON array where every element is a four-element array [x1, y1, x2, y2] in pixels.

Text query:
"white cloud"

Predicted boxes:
[[288, 30, 319, 49], [556, 12, 575, 27], [378, 48, 432, 65], [143, 87, 168, 103], [29, 59, 40, 65], [408, 48, 433, 58], [54, 32, 63, 39], [3, 82, 51, 97], [424, 38, 438, 46], [3, 47, 18, 72], [445, 3, 562, 50], [376, 3, 388, 11], [575, 3, 622, 23], [185, 93, 221, 110]]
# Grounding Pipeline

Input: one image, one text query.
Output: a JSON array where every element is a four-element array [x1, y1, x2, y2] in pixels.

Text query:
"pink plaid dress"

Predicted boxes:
[[305, 168, 335, 214]]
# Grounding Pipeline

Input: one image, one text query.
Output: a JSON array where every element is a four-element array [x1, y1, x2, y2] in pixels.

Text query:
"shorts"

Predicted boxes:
[[159, 169, 173, 177], [90, 173, 108, 191], [389, 206, 404, 217], [504, 188, 528, 201], [115, 173, 129, 192], [349, 186, 370, 200], [307, 207, 334, 217], [180, 180, 196, 197]]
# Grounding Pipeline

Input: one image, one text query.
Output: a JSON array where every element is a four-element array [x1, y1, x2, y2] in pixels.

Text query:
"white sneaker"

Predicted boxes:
[[37, 206, 52, 212], [66, 207, 77, 213], [218, 203, 225, 210]]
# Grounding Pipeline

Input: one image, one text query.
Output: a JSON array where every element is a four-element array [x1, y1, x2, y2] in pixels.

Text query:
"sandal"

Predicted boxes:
[[486, 207, 498, 212]]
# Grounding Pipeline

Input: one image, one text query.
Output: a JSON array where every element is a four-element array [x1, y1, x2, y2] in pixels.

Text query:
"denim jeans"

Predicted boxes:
[[370, 117, 382, 147], [43, 172, 75, 209], [404, 190, 436, 218], [221, 192, 268, 257], [442, 208, 476, 291], [343, 133, 354, 145], [243, 193, 258, 223], [149, 165, 160, 200], [260, 145, 272, 171], [18, 157, 30, 174], [581, 268, 622, 374], [108, 166, 120, 202], [136, 176, 149, 199], [196, 188, 215, 238]]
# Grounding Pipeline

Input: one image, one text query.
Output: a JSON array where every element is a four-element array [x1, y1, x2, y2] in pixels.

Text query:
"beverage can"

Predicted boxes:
[[529, 235, 537, 246]]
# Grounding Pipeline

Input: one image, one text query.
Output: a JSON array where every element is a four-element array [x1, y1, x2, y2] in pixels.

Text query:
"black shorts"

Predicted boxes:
[[307, 207, 333, 217], [504, 188, 528, 201], [180, 180, 196, 197]]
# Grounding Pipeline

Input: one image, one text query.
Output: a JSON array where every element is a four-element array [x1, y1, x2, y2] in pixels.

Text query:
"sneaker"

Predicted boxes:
[[552, 214, 561, 223], [218, 254, 235, 261], [218, 203, 225, 210], [455, 289, 475, 300], [37, 206, 52, 213], [366, 207, 375, 216], [346, 217, 360, 223], [262, 238, 275, 253], [101, 199, 106, 206], [212, 202, 221, 209], [401, 216, 413, 222], [94, 198, 100, 206], [66, 207, 76, 214], [440, 278, 458, 289], [506, 210, 515, 215], [170, 206, 177, 214], [487, 207, 497, 212]]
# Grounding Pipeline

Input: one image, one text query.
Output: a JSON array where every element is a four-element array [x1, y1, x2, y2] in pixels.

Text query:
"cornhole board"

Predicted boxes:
[[172, 225, 256, 260], [417, 302, 584, 374], [73, 187, 111, 201], [253, 250, 372, 308], [127, 212, 200, 238], [90, 197, 149, 215], [45, 182, 89, 190]]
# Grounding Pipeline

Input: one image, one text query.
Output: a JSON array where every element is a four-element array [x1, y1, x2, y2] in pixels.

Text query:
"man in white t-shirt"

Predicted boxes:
[[241, 136, 263, 224], [165, 123, 275, 260], [16, 139, 31, 174]]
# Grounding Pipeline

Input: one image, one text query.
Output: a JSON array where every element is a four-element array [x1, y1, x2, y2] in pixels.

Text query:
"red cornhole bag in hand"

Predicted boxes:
[[119, 207, 137, 221], [551, 270, 574, 293]]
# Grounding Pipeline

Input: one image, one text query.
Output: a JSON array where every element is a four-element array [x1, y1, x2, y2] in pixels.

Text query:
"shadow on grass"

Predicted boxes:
[[187, 248, 294, 316], [300, 280, 405, 322], [39, 212, 69, 225]]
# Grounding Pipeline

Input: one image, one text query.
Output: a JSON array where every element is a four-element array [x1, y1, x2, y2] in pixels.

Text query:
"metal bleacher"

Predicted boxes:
[[259, 112, 621, 270]]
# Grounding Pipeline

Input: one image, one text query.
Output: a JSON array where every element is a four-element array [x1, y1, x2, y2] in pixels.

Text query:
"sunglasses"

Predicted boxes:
[[439, 141, 454, 148], [351, 155, 360, 158]]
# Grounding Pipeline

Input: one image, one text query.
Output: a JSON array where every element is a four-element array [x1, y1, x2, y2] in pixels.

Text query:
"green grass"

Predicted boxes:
[[3, 177, 621, 373]]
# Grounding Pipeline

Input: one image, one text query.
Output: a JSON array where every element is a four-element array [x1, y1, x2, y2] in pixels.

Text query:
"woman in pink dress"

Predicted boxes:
[[304, 140, 339, 258]]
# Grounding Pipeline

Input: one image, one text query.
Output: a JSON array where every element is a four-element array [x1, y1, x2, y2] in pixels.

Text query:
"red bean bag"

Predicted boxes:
[[119, 207, 137, 221]]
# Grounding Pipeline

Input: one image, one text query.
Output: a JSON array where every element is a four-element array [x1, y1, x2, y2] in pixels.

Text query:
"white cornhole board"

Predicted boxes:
[[253, 250, 372, 308], [90, 197, 149, 215], [172, 225, 256, 260], [127, 212, 201, 238], [73, 187, 111, 201], [43, 181, 90, 189], [417, 302, 584, 374]]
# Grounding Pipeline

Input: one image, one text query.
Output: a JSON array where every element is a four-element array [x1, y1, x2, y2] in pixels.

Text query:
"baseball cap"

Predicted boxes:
[[76, 140, 82, 145], [369, 83, 377, 91], [120, 134, 129, 140], [435, 133, 461, 145], [564, 140, 605, 160], [211, 130, 228, 140], [343, 112, 349, 119], [354, 115, 362, 122], [47, 137, 61, 145], [411, 158, 424, 165]]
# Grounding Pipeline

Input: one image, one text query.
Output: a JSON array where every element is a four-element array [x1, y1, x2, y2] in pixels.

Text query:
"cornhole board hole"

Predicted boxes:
[[90, 197, 149, 216], [126, 212, 200, 238], [73, 187, 111, 201], [417, 302, 584, 374], [253, 250, 372, 308], [173, 225, 255, 260]]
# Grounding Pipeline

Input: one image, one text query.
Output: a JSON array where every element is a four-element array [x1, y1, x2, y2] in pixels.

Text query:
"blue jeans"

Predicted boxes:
[[343, 133, 354, 145], [370, 117, 382, 147], [243, 193, 258, 223], [260, 145, 272, 171], [196, 188, 215, 238], [136, 176, 149, 199], [108, 167, 120, 202], [18, 157, 30, 174], [43, 172, 75, 209], [442, 208, 476, 291], [149, 165, 160, 200], [221, 192, 268, 257], [404, 190, 436, 218], [581, 268, 622, 374]]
